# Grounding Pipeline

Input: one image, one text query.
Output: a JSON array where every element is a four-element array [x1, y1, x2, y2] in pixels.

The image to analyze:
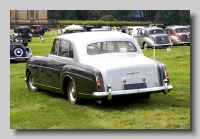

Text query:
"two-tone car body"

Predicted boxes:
[[133, 27, 172, 49], [25, 32, 172, 105], [165, 25, 190, 46]]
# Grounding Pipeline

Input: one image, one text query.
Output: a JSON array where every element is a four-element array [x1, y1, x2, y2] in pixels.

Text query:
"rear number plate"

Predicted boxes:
[[122, 76, 147, 90], [124, 83, 147, 90]]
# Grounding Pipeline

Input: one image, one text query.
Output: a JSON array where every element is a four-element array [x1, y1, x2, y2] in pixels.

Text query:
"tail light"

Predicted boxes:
[[96, 76, 101, 91], [165, 70, 170, 84]]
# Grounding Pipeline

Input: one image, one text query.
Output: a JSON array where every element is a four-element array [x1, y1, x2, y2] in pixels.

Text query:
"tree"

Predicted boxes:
[[180, 10, 190, 25], [48, 10, 62, 19], [146, 10, 157, 21], [99, 15, 117, 21], [61, 11, 77, 20], [154, 10, 181, 25]]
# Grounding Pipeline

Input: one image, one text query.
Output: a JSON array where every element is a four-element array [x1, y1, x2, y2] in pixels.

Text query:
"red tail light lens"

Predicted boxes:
[[165, 70, 170, 84], [96, 76, 101, 91]]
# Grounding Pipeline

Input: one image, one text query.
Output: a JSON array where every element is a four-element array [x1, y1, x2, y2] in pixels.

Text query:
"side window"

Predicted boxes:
[[69, 45, 74, 58], [141, 30, 145, 35], [58, 40, 74, 58], [138, 29, 145, 35], [102, 42, 114, 50], [51, 39, 60, 55], [118, 41, 137, 52]]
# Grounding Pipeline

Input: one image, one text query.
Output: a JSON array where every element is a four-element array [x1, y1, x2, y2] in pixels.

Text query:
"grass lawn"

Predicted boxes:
[[10, 29, 190, 129]]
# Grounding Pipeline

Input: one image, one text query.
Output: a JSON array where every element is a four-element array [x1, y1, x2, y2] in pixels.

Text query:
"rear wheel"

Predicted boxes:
[[143, 42, 148, 49], [67, 79, 80, 104], [26, 71, 38, 92]]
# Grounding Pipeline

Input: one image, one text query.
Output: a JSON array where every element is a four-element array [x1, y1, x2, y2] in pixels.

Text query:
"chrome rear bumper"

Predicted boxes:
[[93, 84, 173, 100]]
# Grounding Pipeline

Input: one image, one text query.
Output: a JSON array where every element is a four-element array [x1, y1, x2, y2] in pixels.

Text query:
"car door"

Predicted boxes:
[[51, 39, 74, 89], [137, 29, 146, 46], [40, 39, 60, 87]]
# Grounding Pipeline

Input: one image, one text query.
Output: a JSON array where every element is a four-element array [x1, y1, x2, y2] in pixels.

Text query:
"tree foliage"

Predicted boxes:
[[48, 10, 190, 25], [153, 10, 190, 25], [99, 15, 117, 21]]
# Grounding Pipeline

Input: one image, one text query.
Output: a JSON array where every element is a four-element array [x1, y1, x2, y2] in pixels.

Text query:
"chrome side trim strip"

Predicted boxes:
[[34, 83, 61, 90], [64, 72, 94, 81]]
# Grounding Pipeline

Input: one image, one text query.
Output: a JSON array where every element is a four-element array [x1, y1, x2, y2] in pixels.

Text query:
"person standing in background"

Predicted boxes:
[[39, 27, 45, 42]]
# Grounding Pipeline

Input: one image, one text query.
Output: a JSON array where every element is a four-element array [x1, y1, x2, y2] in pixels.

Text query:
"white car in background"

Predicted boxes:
[[101, 26, 111, 30], [126, 26, 145, 37], [91, 28, 110, 32]]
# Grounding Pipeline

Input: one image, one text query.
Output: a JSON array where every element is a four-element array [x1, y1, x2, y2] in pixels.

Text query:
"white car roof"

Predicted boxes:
[[55, 32, 143, 62]]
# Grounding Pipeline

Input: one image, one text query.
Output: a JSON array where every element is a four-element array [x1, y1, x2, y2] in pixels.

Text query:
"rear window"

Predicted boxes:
[[149, 29, 165, 34], [175, 28, 189, 33], [87, 41, 137, 55]]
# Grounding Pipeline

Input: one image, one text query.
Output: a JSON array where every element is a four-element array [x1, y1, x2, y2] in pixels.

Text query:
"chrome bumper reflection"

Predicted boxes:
[[93, 84, 173, 100]]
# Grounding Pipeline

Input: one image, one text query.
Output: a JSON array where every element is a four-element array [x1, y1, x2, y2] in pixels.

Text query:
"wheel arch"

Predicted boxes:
[[26, 67, 31, 77], [62, 75, 74, 97]]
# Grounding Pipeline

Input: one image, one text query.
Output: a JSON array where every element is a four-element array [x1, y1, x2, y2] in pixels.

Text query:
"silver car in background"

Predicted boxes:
[[133, 27, 172, 49]]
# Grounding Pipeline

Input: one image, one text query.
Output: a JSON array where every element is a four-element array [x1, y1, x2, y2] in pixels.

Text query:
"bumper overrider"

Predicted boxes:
[[93, 82, 173, 100]]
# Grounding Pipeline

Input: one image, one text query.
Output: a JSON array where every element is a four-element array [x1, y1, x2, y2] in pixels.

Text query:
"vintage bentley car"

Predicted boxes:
[[133, 27, 172, 49], [24, 32, 173, 105], [165, 25, 190, 46]]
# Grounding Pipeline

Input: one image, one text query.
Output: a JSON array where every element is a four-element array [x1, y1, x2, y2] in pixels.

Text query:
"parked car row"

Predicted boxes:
[[131, 24, 190, 48], [58, 24, 190, 49], [10, 24, 50, 62], [12, 25, 51, 42]]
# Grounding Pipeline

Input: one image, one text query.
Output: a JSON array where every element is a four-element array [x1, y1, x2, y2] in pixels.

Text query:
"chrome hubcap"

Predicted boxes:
[[144, 43, 147, 49], [29, 74, 36, 90], [69, 82, 76, 102]]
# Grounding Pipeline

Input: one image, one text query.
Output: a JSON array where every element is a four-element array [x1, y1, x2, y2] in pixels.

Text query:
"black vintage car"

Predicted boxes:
[[10, 35, 32, 62], [82, 25, 95, 32], [30, 25, 51, 36], [13, 26, 32, 42], [43, 26, 51, 32]]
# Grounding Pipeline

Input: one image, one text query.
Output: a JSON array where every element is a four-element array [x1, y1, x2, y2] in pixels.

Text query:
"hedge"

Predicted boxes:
[[59, 20, 152, 28]]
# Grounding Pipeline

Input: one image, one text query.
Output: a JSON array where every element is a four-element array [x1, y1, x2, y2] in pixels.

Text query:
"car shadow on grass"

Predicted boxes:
[[37, 89, 189, 111]]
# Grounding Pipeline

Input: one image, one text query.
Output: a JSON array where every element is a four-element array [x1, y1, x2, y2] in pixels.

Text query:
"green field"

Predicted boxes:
[[10, 29, 190, 129]]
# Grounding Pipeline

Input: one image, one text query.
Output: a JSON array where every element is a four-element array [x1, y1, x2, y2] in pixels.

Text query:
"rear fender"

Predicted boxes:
[[143, 37, 154, 46]]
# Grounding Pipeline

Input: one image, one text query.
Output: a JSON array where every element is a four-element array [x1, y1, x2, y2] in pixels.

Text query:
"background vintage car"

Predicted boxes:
[[13, 26, 32, 42], [10, 36, 32, 62], [126, 26, 145, 36], [24, 32, 172, 105], [64, 24, 84, 34], [133, 27, 172, 49], [165, 25, 190, 46], [30, 25, 51, 36]]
